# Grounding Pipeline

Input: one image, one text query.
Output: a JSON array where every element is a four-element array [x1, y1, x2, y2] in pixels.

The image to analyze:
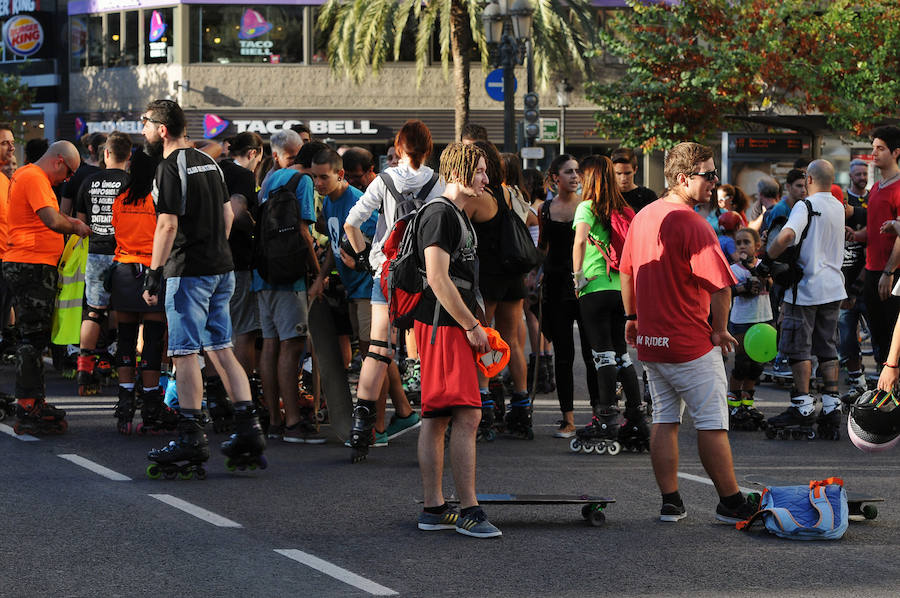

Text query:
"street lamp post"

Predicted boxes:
[[556, 79, 573, 155], [482, 0, 534, 154]]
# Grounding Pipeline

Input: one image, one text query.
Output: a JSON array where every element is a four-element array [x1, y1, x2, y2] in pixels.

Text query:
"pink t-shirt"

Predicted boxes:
[[620, 199, 737, 363]]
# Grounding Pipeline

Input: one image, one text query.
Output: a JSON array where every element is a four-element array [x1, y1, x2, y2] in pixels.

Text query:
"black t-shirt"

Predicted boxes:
[[75, 169, 129, 255], [414, 199, 478, 327], [843, 192, 868, 294], [153, 148, 234, 278], [622, 186, 656, 213], [219, 159, 257, 271], [62, 163, 100, 203]]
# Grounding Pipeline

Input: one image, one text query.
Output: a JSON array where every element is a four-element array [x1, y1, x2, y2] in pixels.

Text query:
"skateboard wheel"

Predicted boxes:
[[581, 504, 592, 519], [587, 509, 606, 527], [862, 504, 877, 520]]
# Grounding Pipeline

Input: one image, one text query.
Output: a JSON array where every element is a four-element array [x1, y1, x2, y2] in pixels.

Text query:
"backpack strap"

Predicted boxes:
[[378, 172, 405, 205], [790, 198, 821, 301], [417, 172, 439, 202]]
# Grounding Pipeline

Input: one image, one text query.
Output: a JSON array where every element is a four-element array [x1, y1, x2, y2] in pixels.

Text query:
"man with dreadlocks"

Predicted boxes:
[[413, 142, 500, 538]]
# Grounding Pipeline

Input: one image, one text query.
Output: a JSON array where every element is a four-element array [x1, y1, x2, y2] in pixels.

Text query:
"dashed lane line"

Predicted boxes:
[[275, 549, 398, 596], [58, 454, 132, 481], [678, 471, 755, 495], [149, 494, 243, 528], [0, 423, 39, 441]]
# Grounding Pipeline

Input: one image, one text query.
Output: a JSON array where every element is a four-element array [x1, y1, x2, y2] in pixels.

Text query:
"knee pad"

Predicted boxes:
[[591, 349, 617, 370], [616, 353, 633, 369], [140, 320, 166, 372], [85, 308, 108, 326], [732, 354, 751, 379], [747, 360, 764, 380], [116, 322, 138, 369]]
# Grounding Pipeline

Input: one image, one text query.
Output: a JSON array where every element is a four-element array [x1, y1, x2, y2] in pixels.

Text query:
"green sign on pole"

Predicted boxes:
[[541, 118, 559, 142]]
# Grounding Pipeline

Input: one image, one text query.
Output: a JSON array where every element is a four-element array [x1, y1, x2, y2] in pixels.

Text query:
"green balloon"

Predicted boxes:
[[744, 323, 777, 363]]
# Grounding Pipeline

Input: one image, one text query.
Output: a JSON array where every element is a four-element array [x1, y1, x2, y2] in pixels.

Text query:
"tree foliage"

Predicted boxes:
[[587, 0, 900, 151], [0, 72, 32, 123], [317, 0, 597, 138]]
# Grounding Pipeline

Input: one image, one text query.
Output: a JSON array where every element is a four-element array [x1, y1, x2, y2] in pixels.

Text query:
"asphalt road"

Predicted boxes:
[[2, 347, 899, 598]]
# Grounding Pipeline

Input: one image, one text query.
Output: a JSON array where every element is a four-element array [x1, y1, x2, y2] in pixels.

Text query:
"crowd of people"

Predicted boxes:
[[1, 100, 899, 537]]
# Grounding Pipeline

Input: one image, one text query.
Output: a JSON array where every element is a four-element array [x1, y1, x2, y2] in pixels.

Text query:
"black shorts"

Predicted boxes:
[[479, 273, 526, 303], [110, 262, 165, 314]]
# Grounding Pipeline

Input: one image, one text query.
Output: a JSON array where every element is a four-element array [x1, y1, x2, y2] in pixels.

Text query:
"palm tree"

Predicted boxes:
[[317, 0, 596, 140]]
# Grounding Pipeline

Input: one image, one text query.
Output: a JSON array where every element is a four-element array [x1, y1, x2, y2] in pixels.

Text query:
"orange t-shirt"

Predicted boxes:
[[5, 164, 63, 266], [0, 171, 10, 259], [112, 190, 156, 266]]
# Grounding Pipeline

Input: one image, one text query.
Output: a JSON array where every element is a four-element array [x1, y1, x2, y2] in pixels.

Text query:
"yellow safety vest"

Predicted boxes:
[[51, 236, 88, 346]]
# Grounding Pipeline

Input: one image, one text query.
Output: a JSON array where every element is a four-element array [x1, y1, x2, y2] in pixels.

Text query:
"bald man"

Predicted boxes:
[[2, 141, 91, 435], [762, 159, 847, 439]]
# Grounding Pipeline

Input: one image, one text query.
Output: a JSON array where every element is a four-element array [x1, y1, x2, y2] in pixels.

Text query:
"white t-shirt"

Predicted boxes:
[[729, 261, 773, 324], [782, 191, 847, 306]]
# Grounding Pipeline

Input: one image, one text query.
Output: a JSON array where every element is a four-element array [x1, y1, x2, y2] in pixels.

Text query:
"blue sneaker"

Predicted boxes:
[[455, 507, 502, 538], [386, 411, 421, 440], [417, 505, 460, 531]]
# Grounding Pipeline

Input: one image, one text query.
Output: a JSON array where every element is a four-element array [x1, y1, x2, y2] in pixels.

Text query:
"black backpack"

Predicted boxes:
[[254, 172, 310, 285], [378, 171, 440, 223], [765, 198, 819, 301]]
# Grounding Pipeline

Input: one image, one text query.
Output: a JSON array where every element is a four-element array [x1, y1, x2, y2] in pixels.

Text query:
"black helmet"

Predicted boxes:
[[848, 389, 900, 453]]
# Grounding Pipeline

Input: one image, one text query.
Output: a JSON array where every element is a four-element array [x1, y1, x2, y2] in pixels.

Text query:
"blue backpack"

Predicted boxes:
[[736, 478, 849, 540]]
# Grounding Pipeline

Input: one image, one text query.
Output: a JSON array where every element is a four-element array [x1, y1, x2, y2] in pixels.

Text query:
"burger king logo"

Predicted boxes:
[[3, 15, 43, 57]]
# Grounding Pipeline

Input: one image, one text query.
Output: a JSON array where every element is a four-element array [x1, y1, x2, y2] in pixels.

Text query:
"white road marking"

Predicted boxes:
[[0, 423, 39, 441], [678, 471, 754, 495], [275, 549, 398, 596], [58, 454, 132, 481], [149, 494, 242, 528]]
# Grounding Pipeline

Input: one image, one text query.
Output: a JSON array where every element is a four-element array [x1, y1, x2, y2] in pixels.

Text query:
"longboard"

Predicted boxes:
[[306, 297, 353, 442], [418, 493, 615, 527], [744, 475, 883, 522]]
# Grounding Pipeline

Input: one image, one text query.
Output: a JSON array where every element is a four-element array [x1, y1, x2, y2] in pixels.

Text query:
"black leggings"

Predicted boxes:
[[863, 269, 900, 365], [577, 290, 641, 415], [541, 296, 598, 413]]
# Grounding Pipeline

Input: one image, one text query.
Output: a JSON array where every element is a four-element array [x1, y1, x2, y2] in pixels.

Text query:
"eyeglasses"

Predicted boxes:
[[141, 115, 166, 126], [688, 169, 719, 182], [61, 158, 76, 180]]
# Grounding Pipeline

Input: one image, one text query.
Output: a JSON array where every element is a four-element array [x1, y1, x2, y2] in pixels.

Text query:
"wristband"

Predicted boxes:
[[466, 322, 480, 332], [142, 267, 163, 296], [624, 314, 637, 321], [885, 363, 899, 369], [884, 270, 895, 277]]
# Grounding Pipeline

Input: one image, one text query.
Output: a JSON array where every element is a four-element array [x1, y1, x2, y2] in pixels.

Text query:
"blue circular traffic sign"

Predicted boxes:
[[485, 68, 517, 103]]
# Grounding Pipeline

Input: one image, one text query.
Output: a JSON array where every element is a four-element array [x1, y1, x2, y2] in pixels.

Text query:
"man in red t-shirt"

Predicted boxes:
[[3, 141, 90, 435], [859, 126, 900, 367], [620, 142, 753, 524]]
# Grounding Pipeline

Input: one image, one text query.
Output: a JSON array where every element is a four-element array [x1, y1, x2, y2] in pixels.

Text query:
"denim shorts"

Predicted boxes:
[[85, 253, 114, 308], [371, 275, 387, 305], [165, 272, 235, 356]]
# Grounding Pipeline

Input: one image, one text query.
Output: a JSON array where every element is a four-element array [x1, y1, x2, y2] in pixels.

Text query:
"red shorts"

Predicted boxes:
[[414, 321, 481, 417]]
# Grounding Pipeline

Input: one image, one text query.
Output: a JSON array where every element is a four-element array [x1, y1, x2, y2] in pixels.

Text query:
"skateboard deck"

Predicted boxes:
[[418, 493, 615, 527], [744, 475, 883, 522], [307, 298, 352, 442]]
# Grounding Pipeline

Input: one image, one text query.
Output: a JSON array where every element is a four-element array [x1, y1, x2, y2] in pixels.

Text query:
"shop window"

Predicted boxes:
[[107, 14, 121, 67], [87, 15, 103, 66], [189, 5, 303, 64], [123, 11, 138, 66], [70, 16, 88, 70], [145, 7, 174, 64]]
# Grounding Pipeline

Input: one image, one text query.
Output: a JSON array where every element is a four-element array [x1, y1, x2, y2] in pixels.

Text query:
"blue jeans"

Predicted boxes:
[[165, 272, 235, 356], [838, 295, 866, 367]]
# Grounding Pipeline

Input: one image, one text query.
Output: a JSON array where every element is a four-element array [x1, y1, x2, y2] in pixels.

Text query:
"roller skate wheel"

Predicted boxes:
[[764, 428, 776, 440], [146, 464, 162, 479], [248, 462, 257, 471], [806, 429, 816, 440], [164, 469, 178, 480], [587, 509, 606, 527], [224, 458, 236, 472], [582, 443, 594, 454], [595, 443, 607, 455], [862, 504, 878, 520], [195, 468, 207, 480], [607, 441, 622, 456], [13, 422, 23, 435], [525, 428, 534, 440], [569, 438, 582, 453], [179, 470, 193, 480]]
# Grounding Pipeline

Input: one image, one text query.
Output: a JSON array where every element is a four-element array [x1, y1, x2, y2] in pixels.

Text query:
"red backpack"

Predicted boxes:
[[587, 207, 634, 280]]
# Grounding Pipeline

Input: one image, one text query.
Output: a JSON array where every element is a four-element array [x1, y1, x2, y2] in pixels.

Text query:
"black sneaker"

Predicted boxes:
[[715, 499, 756, 524], [659, 502, 686, 522]]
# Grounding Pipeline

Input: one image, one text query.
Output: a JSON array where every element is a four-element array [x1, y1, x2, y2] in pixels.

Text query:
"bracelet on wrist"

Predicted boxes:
[[466, 322, 480, 332], [885, 363, 899, 369], [884, 270, 895, 277], [624, 314, 637, 321]]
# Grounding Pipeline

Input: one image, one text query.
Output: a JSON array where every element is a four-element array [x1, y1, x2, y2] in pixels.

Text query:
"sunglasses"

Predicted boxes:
[[61, 157, 76, 180], [141, 115, 166, 126], [688, 169, 718, 182]]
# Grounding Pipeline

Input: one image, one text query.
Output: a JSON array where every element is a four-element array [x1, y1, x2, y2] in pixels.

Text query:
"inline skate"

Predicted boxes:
[[147, 416, 209, 480], [220, 405, 268, 471], [349, 400, 376, 463], [765, 391, 817, 440], [570, 410, 620, 455], [618, 409, 650, 452], [14, 399, 68, 435], [817, 397, 842, 441], [504, 392, 534, 440], [477, 391, 496, 442], [114, 385, 136, 434], [137, 386, 179, 434], [205, 376, 234, 433], [840, 372, 869, 407], [489, 377, 506, 434], [402, 358, 421, 405], [76, 353, 100, 396]]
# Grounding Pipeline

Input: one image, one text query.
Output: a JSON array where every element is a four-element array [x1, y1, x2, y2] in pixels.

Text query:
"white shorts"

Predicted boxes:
[[642, 347, 729, 430]]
